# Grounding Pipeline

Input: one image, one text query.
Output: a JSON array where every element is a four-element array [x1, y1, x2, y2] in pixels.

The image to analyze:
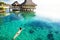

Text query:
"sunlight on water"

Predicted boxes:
[[0, 11, 60, 40]]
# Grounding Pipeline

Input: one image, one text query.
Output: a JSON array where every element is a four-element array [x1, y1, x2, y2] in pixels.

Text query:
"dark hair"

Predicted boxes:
[[20, 28, 22, 30]]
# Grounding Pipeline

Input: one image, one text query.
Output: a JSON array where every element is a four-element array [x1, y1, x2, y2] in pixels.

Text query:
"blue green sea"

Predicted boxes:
[[0, 11, 60, 40]]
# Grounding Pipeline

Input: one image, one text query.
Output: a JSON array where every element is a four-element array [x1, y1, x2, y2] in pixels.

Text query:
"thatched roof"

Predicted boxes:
[[21, 0, 37, 6], [12, 1, 20, 6]]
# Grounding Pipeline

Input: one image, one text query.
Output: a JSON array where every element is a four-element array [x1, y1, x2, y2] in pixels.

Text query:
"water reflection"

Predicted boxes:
[[0, 11, 60, 40], [0, 11, 35, 25]]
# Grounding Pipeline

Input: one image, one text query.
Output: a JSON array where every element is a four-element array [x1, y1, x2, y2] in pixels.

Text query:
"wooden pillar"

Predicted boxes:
[[9, 8, 10, 12], [26, 9, 27, 11], [30, 8, 31, 11]]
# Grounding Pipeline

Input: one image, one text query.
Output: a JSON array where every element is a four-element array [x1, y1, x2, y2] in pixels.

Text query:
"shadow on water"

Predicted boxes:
[[29, 29, 34, 34], [47, 31, 54, 40]]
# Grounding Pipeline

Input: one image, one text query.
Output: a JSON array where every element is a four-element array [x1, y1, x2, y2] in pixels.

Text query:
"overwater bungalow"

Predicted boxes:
[[20, 0, 37, 11], [11, 1, 20, 11]]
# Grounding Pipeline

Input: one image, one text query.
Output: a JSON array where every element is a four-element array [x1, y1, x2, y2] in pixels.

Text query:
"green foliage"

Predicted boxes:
[[0, 2, 6, 5]]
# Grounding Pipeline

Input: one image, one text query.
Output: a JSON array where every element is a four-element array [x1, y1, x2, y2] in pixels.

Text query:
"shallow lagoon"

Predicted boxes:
[[0, 11, 60, 40]]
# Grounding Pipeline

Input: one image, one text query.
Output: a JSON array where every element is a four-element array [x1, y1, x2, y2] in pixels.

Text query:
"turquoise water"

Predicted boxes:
[[0, 11, 60, 40]]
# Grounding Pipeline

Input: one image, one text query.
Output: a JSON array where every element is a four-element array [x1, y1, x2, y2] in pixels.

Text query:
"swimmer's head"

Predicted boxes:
[[20, 28, 22, 30]]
